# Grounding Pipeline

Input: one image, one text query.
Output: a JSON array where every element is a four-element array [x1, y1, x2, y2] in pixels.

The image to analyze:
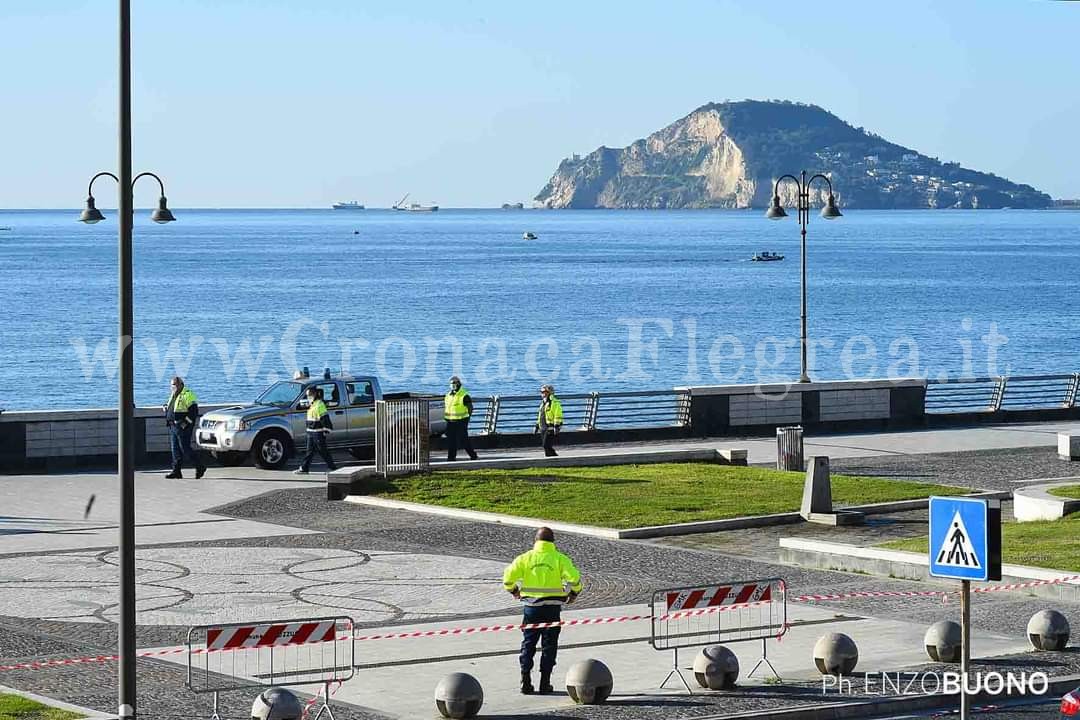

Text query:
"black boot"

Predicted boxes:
[[539, 671, 554, 694], [165, 467, 182, 479], [195, 464, 206, 479], [520, 672, 534, 695]]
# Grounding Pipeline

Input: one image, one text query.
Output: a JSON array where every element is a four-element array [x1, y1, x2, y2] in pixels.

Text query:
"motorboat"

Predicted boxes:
[[752, 251, 784, 262], [332, 201, 364, 210], [522, 232, 537, 240]]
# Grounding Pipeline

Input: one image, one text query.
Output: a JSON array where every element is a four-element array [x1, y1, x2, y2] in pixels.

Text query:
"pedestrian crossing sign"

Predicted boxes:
[[928, 496, 1002, 582]]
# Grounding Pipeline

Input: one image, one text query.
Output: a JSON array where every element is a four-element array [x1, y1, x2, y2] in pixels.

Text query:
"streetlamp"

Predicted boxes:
[[765, 171, 842, 383], [76, 3, 175, 717]]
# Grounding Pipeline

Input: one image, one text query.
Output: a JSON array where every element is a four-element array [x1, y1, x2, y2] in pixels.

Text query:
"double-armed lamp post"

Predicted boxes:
[[76, 2, 175, 716], [766, 171, 842, 383]]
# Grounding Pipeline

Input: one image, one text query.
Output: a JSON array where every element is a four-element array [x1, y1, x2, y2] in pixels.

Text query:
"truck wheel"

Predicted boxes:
[[211, 451, 246, 466], [252, 431, 291, 470]]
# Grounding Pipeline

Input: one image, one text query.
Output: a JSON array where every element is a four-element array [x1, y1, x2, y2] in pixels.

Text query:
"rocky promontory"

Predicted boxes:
[[535, 100, 1051, 210]]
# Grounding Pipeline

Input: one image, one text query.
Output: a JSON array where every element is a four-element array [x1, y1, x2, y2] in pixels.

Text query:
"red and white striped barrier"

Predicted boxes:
[[206, 620, 338, 651], [665, 580, 773, 611]]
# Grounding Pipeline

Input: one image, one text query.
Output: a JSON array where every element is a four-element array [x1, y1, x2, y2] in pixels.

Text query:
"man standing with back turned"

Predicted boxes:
[[503, 527, 583, 695], [444, 375, 478, 461]]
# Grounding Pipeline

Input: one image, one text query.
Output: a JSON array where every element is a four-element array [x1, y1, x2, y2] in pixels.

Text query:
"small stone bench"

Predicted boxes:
[[1013, 481, 1080, 522], [326, 465, 377, 500], [1059, 433, 1080, 461]]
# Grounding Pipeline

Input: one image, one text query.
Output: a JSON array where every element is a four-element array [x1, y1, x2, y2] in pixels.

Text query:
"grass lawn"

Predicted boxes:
[[0, 694, 82, 720], [880, 514, 1080, 573], [372, 463, 967, 529], [1048, 484, 1080, 500]]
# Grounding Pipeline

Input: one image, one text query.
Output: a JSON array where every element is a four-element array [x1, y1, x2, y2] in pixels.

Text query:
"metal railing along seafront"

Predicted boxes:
[[470, 390, 692, 435], [925, 373, 1080, 414]]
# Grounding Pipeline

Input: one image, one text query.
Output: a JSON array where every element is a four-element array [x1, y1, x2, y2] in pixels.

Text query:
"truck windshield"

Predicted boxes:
[[256, 381, 302, 407]]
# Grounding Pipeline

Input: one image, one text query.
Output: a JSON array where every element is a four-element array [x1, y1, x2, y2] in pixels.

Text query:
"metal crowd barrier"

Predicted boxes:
[[651, 578, 788, 693], [186, 616, 355, 720], [472, 389, 691, 435], [926, 373, 1080, 414], [375, 398, 431, 477]]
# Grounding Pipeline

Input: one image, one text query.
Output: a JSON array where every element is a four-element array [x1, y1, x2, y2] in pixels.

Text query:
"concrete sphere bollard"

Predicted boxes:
[[924, 620, 963, 663], [692, 645, 740, 690], [251, 687, 304, 720], [434, 672, 484, 719], [1027, 609, 1071, 651], [813, 632, 859, 676], [565, 658, 613, 705]]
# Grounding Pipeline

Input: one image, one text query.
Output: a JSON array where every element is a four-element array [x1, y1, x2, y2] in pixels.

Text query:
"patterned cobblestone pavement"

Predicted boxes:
[[3, 445, 1080, 718]]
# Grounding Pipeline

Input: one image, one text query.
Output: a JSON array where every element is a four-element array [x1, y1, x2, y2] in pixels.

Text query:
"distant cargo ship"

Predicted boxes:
[[393, 193, 438, 212], [332, 201, 365, 210]]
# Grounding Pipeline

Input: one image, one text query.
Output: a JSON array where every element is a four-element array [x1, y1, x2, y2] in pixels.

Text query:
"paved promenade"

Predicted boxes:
[[2, 420, 1080, 718]]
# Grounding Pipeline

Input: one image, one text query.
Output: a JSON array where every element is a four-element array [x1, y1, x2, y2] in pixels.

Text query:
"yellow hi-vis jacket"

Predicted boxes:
[[537, 396, 563, 427], [503, 540, 582, 606], [444, 388, 471, 421]]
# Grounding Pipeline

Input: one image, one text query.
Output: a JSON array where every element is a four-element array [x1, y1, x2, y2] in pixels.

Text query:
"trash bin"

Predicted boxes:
[[776, 426, 804, 471]]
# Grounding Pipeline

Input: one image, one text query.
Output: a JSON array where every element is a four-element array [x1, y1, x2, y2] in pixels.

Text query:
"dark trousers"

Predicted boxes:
[[520, 604, 562, 674], [169, 425, 205, 473], [446, 418, 477, 461], [541, 427, 558, 457], [300, 431, 337, 471]]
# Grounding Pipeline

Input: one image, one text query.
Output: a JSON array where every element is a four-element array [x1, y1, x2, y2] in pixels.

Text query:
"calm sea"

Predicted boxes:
[[1, 208, 1078, 410]]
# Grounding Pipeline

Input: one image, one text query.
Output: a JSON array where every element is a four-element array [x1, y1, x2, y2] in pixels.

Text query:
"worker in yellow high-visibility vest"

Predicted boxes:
[[443, 375, 478, 461], [164, 376, 206, 479], [503, 526, 582, 695], [534, 384, 564, 457]]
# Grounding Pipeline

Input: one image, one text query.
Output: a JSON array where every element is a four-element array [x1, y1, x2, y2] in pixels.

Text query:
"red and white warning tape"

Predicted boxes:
[[2, 572, 1078, 674]]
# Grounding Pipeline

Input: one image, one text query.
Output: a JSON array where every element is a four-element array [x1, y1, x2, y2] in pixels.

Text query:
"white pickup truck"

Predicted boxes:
[[195, 371, 446, 469]]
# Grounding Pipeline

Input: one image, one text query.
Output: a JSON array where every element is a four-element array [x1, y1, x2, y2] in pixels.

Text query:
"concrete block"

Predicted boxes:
[[434, 672, 483, 719], [1027, 609, 1070, 651], [813, 632, 859, 676], [693, 645, 739, 690], [565, 658, 613, 705], [925, 620, 962, 663], [717, 448, 747, 466], [1059, 433, 1080, 461], [801, 456, 833, 518]]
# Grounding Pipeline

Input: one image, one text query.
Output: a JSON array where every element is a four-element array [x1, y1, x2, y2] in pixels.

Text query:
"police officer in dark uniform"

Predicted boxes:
[[295, 386, 337, 474], [164, 376, 206, 479]]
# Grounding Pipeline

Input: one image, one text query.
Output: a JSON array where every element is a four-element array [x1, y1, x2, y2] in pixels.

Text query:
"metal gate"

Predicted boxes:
[[776, 425, 804, 471], [651, 578, 788, 692], [186, 615, 355, 720], [375, 398, 431, 477]]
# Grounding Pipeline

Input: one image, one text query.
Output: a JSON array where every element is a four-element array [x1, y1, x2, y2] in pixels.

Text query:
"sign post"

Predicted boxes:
[[928, 496, 1002, 720]]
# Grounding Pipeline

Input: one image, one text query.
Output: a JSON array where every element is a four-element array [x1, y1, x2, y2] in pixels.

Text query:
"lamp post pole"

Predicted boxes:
[[78, 7, 175, 712], [766, 172, 842, 383], [117, 0, 136, 716]]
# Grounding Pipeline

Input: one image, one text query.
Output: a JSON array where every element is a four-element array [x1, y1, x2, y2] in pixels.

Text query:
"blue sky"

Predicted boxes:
[[1, 0, 1077, 208]]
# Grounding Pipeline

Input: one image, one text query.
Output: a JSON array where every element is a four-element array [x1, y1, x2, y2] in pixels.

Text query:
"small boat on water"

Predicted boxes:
[[522, 232, 537, 240], [393, 193, 438, 212], [752, 251, 784, 262], [332, 201, 364, 210]]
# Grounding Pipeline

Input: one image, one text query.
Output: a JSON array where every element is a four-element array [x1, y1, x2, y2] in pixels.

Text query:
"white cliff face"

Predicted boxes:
[[536, 109, 759, 209]]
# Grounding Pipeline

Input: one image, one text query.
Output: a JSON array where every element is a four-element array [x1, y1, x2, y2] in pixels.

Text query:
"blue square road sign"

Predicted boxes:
[[928, 496, 1002, 582]]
